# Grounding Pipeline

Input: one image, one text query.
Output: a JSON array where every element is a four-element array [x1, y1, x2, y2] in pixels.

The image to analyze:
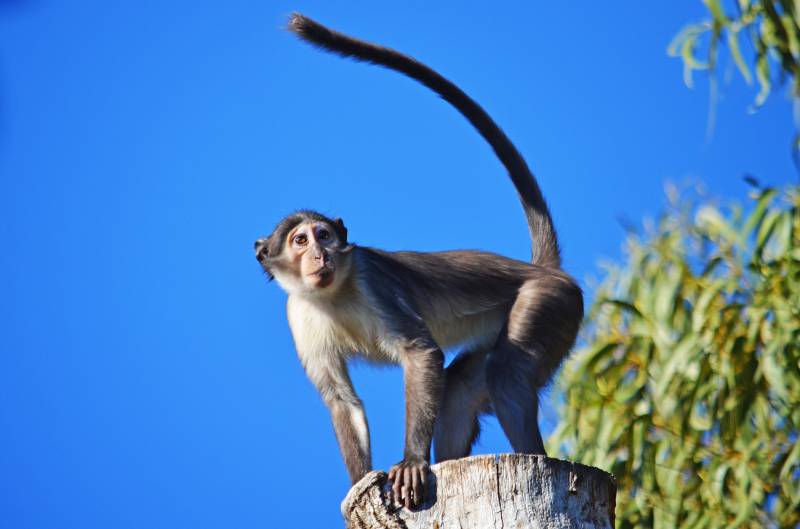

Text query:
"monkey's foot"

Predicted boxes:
[[388, 457, 429, 509]]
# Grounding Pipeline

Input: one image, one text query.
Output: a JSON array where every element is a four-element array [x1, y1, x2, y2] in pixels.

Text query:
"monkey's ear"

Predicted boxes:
[[264, 232, 282, 258], [334, 217, 348, 242]]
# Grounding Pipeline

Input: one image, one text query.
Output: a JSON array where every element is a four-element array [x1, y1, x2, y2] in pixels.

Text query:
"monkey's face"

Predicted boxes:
[[256, 219, 352, 297]]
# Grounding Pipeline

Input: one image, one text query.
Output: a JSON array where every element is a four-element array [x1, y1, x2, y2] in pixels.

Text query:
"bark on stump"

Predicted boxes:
[[341, 454, 616, 529]]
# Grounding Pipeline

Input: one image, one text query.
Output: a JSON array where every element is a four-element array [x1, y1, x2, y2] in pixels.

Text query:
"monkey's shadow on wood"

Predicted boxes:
[[416, 473, 438, 512]]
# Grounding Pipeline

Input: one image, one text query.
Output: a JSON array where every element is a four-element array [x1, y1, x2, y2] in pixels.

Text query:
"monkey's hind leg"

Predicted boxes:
[[433, 351, 490, 463], [486, 273, 583, 455]]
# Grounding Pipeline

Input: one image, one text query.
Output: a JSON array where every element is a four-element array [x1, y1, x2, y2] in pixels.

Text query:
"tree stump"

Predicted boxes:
[[341, 454, 616, 529]]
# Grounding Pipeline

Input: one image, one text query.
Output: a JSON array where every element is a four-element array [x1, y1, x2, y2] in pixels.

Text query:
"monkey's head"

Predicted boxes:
[[255, 210, 354, 296]]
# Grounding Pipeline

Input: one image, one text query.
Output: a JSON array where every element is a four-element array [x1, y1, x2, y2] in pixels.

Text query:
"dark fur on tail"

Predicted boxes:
[[288, 13, 561, 268]]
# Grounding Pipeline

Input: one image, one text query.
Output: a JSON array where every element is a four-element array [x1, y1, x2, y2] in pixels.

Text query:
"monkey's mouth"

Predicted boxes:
[[309, 265, 335, 278], [309, 268, 334, 278], [308, 267, 335, 288]]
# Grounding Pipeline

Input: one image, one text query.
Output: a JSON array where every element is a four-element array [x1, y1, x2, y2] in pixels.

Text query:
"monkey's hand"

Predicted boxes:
[[388, 457, 429, 509]]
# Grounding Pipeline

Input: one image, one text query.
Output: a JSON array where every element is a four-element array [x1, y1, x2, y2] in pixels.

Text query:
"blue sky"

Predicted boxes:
[[0, 1, 794, 528]]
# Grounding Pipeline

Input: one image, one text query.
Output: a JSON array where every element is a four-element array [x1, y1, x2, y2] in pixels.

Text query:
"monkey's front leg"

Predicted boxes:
[[299, 352, 372, 485], [329, 399, 372, 484], [389, 346, 444, 508]]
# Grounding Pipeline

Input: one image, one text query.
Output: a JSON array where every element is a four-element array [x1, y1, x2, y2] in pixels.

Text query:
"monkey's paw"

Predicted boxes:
[[388, 457, 429, 509]]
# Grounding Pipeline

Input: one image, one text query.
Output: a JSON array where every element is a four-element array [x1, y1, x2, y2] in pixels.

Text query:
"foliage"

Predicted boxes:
[[551, 184, 800, 528], [669, 0, 800, 109]]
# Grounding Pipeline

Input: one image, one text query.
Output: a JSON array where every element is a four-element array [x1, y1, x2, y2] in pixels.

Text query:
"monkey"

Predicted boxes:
[[254, 13, 583, 509]]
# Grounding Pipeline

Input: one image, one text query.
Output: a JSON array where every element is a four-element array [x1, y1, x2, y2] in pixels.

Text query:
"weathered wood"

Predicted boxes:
[[341, 454, 616, 529]]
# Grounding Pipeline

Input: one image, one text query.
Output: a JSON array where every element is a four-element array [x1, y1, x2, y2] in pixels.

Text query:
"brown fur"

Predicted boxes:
[[254, 14, 585, 508]]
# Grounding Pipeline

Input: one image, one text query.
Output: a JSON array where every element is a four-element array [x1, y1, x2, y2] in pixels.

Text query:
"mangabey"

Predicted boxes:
[[255, 13, 583, 509]]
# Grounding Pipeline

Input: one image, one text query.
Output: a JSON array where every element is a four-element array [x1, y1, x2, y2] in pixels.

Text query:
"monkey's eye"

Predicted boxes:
[[293, 234, 308, 246], [318, 229, 330, 240]]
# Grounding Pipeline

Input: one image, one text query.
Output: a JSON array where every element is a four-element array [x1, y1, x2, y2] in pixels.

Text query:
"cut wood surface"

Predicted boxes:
[[341, 454, 616, 529]]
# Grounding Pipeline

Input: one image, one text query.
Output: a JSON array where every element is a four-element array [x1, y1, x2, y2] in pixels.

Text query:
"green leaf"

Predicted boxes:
[[727, 28, 753, 84], [713, 463, 730, 498], [779, 429, 800, 480], [704, 0, 728, 24], [552, 183, 800, 529], [692, 279, 725, 332], [775, 210, 794, 253], [755, 208, 781, 257], [602, 298, 645, 318], [689, 401, 713, 431], [742, 187, 777, 238], [696, 205, 738, 241], [654, 266, 683, 323], [682, 37, 701, 88], [753, 49, 772, 109], [781, 14, 800, 58], [654, 335, 700, 400], [759, 340, 792, 405]]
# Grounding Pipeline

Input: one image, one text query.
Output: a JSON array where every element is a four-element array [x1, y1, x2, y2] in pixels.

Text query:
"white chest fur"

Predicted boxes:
[[286, 292, 399, 364]]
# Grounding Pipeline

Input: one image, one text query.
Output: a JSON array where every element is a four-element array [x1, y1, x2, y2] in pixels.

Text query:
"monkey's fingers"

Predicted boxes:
[[389, 460, 430, 508], [402, 467, 413, 508], [389, 466, 403, 507], [411, 468, 422, 507]]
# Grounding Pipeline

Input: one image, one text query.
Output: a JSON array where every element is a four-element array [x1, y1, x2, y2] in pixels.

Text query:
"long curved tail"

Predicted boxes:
[[288, 13, 561, 269]]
